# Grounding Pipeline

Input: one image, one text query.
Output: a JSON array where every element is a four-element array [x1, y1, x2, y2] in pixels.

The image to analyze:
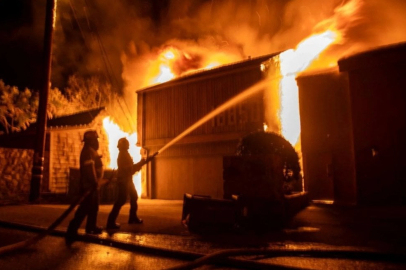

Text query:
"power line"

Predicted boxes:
[[83, 0, 137, 130], [69, 0, 136, 130]]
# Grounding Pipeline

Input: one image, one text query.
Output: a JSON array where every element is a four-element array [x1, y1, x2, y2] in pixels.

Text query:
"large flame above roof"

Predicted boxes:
[[267, 0, 364, 148], [142, 46, 241, 86]]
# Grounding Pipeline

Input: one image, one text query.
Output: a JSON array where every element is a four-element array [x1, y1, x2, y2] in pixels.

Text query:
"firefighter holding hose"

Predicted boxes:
[[106, 137, 155, 229], [65, 129, 104, 245]]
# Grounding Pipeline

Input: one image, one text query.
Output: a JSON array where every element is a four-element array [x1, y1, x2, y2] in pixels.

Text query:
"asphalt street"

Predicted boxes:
[[0, 200, 406, 269]]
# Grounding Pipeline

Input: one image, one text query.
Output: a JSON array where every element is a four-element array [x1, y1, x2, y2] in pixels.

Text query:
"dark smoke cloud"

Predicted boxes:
[[342, 0, 406, 51], [2, 0, 406, 90], [68, 0, 406, 131], [0, 1, 45, 89], [43, 0, 406, 90], [120, 0, 406, 93], [2, 0, 405, 126]]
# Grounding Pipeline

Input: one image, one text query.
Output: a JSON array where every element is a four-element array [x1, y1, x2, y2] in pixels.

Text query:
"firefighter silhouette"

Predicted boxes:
[[65, 129, 104, 245], [106, 137, 146, 229]]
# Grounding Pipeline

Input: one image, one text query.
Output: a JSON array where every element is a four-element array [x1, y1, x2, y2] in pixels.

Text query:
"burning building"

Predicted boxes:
[[2, 0, 406, 206], [136, 40, 406, 205], [298, 42, 406, 205], [136, 54, 277, 199]]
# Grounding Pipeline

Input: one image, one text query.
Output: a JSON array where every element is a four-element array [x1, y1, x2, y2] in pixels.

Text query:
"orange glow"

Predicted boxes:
[[144, 46, 237, 85], [163, 50, 175, 59], [275, 0, 363, 147], [103, 117, 142, 194], [203, 62, 221, 69], [278, 30, 337, 146], [155, 64, 175, 83], [148, 47, 178, 84], [280, 31, 337, 76], [267, 0, 364, 187], [263, 123, 268, 132]]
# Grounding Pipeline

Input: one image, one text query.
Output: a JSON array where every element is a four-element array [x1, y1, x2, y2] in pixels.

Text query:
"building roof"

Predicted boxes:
[[46, 107, 105, 129], [0, 107, 105, 149], [338, 41, 406, 72], [137, 52, 281, 93]]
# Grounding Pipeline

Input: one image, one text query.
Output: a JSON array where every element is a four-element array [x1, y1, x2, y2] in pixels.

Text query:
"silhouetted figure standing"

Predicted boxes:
[[66, 130, 104, 245], [106, 138, 148, 229]]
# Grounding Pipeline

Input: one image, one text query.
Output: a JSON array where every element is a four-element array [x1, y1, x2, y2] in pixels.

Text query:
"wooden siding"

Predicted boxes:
[[137, 57, 272, 199], [139, 65, 264, 148], [151, 141, 238, 199], [297, 70, 356, 205]]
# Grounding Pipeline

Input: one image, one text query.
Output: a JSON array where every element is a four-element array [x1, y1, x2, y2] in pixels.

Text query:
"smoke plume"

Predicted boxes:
[[49, 0, 406, 131]]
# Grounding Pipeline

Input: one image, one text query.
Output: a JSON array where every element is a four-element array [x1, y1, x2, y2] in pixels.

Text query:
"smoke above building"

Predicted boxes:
[[2, 0, 406, 131], [53, 0, 405, 87]]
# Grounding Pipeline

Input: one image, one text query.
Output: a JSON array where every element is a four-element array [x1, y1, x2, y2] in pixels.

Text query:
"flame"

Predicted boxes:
[[278, 31, 337, 145], [103, 117, 142, 194], [155, 65, 175, 83], [203, 62, 221, 69], [280, 31, 337, 76], [144, 46, 238, 85], [276, 0, 364, 147], [263, 123, 268, 132], [149, 47, 178, 84]]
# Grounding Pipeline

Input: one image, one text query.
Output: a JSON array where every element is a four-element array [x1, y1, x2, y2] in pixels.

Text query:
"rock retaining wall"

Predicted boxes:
[[0, 148, 34, 204]]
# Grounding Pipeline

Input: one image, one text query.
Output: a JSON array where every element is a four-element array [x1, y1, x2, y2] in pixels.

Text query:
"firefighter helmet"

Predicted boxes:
[[83, 130, 99, 142], [117, 137, 130, 150]]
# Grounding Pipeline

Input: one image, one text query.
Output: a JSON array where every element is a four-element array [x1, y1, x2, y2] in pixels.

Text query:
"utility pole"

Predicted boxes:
[[29, 0, 57, 202]]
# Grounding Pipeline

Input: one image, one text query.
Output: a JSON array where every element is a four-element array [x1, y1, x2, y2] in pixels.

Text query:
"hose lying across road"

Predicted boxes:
[[0, 166, 120, 256], [1, 200, 406, 270], [0, 153, 156, 256], [163, 248, 406, 270], [0, 160, 405, 268], [0, 153, 157, 256], [0, 187, 93, 256]]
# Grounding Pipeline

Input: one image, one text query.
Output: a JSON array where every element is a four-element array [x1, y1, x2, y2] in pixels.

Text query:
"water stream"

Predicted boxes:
[[156, 76, 277, 155]]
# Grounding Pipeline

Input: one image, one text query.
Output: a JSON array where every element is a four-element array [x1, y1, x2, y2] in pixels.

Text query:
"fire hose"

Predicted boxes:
[[0, 186, 94, 256], [3, 150, 405, 268], [1, 172, 405, 270], [0, 152, 158, 256], [163, 248, 406, 270]]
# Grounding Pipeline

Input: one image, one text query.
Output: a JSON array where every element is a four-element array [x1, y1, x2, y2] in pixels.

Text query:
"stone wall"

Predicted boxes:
[[49, 130, 84, 193], [0, 114, 111, 202], [48, 117, 110, 194], [0, 148, 34, 204]]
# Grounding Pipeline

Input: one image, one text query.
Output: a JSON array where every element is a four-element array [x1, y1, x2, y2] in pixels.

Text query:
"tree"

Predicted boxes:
[[0, 75, 113, 135], [0, 80, 38, 134], [64, 74, 113, 110]]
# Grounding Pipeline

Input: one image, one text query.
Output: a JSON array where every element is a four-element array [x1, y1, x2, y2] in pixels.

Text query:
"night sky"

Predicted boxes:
[[0, 0, 295, 92], [0, 0, 41, 89], [0, 0, 173, 90]]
